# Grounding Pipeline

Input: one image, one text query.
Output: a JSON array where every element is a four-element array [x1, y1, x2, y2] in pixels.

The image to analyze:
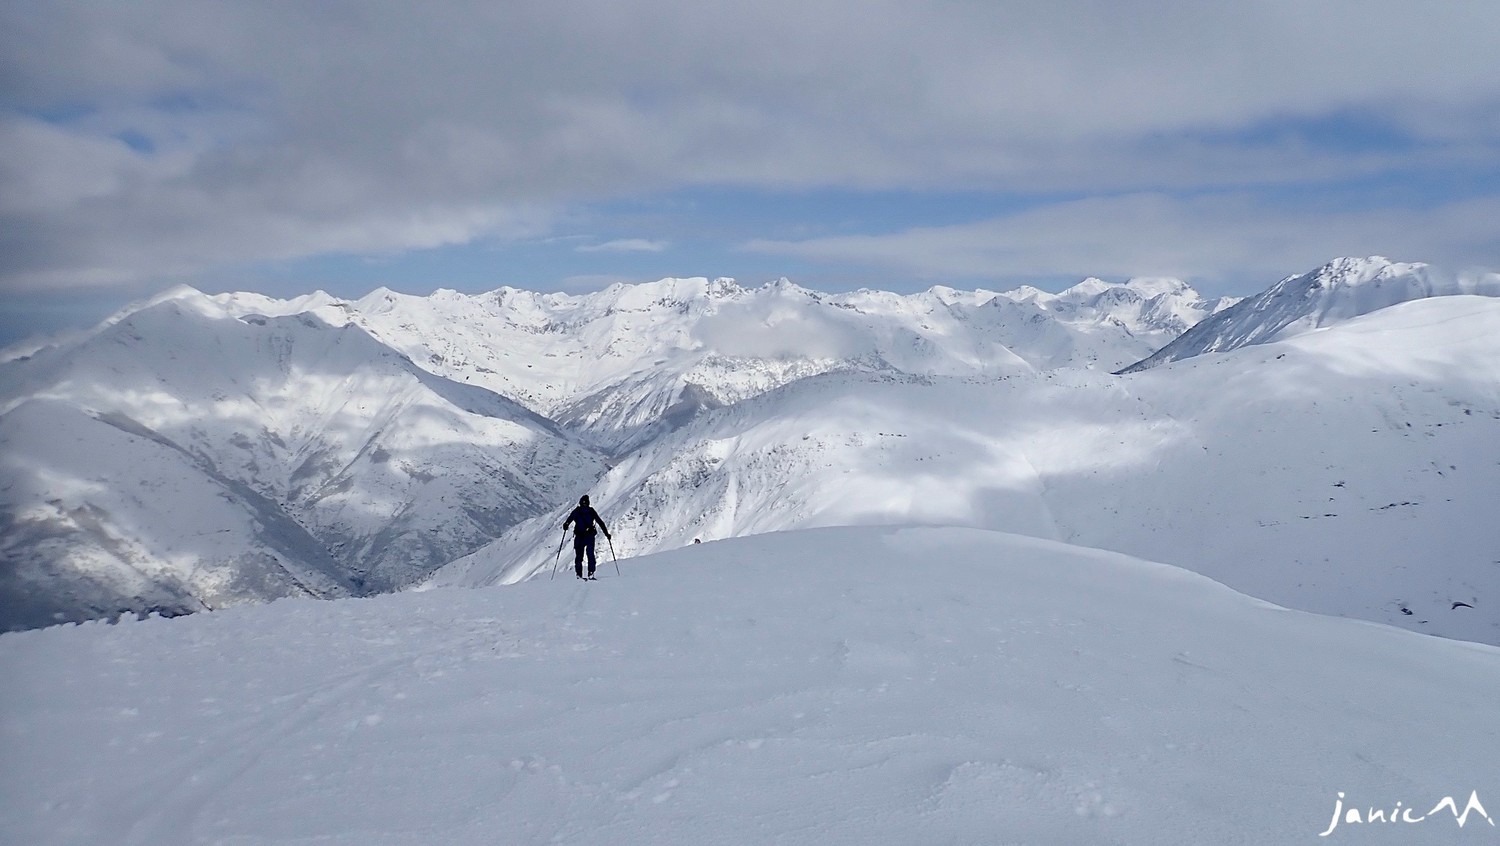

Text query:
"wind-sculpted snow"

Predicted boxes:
[[5, 528, 1498, 845], [0, 293, 605, 630], [1121, 256, 1500, 372], [437, 297, 1500, 645]]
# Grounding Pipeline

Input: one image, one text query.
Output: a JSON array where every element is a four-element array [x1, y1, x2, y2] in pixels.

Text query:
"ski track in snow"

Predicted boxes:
[[120, 653, 426, 846], [3, 527, 1499, 845]]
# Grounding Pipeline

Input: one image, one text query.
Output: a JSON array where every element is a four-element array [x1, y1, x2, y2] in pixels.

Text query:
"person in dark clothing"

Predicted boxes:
[[563, 495, 611, 580]]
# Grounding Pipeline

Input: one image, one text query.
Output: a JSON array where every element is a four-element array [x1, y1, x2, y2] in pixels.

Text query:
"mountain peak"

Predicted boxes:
[[759, 277, 812, 297], [1120, 256, 1499, 373], [354, 287, 410, 314], [996, 284, 1053, 304], [1298, 255, 1417, 288], [709, 277, 744, 297], [1047, 275, 1200, 307], [152, 283, 211, 302], [1122, 276, 1191, 298], [1057, 277, 1115, 301]]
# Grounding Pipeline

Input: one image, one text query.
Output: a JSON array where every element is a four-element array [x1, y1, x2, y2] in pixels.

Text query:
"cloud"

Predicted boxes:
[[693, 298, 869, 361], [2, 1, 1498, 291], [577, 239, 669, 253], [743, 192, 1500, 288]]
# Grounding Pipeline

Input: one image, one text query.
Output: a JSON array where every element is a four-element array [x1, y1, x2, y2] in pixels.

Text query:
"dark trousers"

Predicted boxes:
[[574, 534, 597, 577]]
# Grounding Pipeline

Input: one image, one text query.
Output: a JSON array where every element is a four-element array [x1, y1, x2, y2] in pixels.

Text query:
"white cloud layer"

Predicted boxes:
[[692, 299, 869, 360], [743, 192, 1500, 287], [2, 1, 1498, 291], [577, 239, 669, 253]]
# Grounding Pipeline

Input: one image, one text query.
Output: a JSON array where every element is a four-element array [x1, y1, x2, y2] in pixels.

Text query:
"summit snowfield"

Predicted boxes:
[[4, 528, 1498, 845]]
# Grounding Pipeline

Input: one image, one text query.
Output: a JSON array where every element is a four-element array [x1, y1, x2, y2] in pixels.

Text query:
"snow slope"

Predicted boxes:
[[4, 527, 1497, 845], [1121, 256, 1500, 372], [0, 397, 353, 631], [0, 292, 605, 630], [437, 297, 1500, 645]]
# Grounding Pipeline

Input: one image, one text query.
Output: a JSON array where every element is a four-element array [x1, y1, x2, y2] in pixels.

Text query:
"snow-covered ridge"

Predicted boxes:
[[1120, 256, 1500, 372], [5, 527, 1498, 845]]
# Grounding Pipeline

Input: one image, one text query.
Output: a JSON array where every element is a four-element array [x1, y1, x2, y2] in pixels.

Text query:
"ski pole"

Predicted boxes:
[[550, 527, 566, 580], [606, 534, 620, 577]]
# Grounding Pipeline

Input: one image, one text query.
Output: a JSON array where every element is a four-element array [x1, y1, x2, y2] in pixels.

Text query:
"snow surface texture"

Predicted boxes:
[[435, 296, 1500, 645], [1120, 256, 1500, 372], [4, 527, 1498, 846], [0, 272, 1229, 631]]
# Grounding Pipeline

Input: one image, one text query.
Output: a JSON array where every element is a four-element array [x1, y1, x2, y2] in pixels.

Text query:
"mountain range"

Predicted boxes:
[[3, 256, 1497, 643], [216, 274, 1235, 454]]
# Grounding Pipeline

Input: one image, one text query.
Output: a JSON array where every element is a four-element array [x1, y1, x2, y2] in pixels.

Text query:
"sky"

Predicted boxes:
[[2, 0, 1498, 345]]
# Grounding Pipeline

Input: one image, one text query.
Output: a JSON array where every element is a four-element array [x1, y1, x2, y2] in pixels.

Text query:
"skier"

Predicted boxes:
[[563, 495, 611, 580]]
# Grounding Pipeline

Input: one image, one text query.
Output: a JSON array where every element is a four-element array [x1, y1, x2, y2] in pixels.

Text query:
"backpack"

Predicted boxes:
[[573, 506, 597, 538]]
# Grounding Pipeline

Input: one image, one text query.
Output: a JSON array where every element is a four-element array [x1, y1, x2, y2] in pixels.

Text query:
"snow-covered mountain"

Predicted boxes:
[[5, 527, 1498, 845], [2, 273, 1222, 631], [0, 292, 605, 630], [5, 259, 1493, 636], [434, 296, 1500, 644], [211, 275, 1231, 454], [5, 259, 1496, 843], [1120, 256, 1500, 372]]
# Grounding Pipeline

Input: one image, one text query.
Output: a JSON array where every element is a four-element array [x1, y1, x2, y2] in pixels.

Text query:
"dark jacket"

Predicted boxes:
[[564, 505, 609, 541]]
